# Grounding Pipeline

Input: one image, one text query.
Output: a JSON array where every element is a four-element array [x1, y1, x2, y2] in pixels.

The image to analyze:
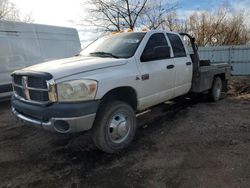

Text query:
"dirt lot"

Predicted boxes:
[[0, 77, 250, 188]]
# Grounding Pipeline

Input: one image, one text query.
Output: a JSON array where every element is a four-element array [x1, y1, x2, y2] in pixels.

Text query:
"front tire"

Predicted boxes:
[[208, 76, 222, 102], [92, 101, 137, 153]]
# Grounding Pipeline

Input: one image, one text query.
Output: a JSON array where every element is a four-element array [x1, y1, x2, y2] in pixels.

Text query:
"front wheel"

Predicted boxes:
[[91, 101, 137, 153], [208, 76, 222, 102]]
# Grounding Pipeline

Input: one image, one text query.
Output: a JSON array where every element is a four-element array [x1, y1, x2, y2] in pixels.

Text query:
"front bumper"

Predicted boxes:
[[12, 98, 100, 133]]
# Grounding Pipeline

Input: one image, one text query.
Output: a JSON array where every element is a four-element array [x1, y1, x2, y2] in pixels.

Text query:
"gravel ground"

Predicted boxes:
[[0, 78, 249, 188]]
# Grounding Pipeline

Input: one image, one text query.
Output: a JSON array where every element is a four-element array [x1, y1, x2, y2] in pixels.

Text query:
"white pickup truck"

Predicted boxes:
[[11, 30, 231, 153]]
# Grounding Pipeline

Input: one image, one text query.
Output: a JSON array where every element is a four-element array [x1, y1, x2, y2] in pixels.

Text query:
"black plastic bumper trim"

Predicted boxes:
[[12, 97, 100, 121]]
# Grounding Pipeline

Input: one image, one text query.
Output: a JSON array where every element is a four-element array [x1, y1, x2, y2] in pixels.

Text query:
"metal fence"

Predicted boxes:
[[197, 45, 250, 75]]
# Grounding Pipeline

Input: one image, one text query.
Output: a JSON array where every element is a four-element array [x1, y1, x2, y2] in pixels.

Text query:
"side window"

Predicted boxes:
[[141, 33, 170, 62], [167, 33, 186, 57]]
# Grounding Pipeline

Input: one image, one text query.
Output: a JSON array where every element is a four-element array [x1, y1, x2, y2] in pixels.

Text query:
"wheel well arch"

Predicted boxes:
[[100, 87, 138, 110], [215, 73, 225, 81]]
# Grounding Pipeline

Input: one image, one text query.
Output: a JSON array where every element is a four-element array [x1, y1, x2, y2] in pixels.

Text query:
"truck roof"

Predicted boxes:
[[110, 29, 180, 36]]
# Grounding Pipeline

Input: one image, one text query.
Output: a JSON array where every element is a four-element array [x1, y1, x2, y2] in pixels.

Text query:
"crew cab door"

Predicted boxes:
[[135, 32, 175, 110], [167, 33, 193, 97]]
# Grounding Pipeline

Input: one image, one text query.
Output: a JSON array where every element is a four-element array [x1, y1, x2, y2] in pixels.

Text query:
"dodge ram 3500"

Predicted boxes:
[[11, 30, 231, 153]]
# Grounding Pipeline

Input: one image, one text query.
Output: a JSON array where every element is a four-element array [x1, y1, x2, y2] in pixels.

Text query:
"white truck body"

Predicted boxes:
[[0, 21, 81, 100], [11, 30, 230, 153], [21, 30, 192, 110]]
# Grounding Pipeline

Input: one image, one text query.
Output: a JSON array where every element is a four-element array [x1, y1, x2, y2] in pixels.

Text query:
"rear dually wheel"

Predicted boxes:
[[208, 76, 222, 102]]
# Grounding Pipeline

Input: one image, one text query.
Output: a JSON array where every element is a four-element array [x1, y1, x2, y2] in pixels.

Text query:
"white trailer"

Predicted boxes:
[[0, 21, 81, 100]]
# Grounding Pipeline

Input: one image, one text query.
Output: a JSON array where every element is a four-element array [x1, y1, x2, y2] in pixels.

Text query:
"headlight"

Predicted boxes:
[[57, 80, 98, 102]]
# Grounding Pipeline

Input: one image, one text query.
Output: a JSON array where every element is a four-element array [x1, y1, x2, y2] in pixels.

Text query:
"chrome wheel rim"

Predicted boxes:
[[108, 113, 130, 144]]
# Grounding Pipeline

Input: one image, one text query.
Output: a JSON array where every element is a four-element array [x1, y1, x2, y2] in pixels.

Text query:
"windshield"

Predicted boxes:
[[81, 32, 146, 58]]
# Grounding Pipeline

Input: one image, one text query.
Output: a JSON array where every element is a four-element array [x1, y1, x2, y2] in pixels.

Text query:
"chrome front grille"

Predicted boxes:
[[12, 74, 51, 104]]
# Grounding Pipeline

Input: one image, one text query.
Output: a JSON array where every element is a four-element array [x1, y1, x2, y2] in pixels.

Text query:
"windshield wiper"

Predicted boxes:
[[90, 51, 119, 58]]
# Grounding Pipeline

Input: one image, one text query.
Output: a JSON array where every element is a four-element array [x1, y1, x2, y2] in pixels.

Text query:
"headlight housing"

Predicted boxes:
[[57, 80, 98, 102]]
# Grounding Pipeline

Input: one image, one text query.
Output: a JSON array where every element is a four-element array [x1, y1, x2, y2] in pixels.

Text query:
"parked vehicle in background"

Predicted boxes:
[[11, 30, 231, 153], [0, 21, 81, 101]]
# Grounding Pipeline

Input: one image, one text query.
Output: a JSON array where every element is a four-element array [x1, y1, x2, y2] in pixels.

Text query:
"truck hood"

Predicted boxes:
[[23, 56, 127, 79]]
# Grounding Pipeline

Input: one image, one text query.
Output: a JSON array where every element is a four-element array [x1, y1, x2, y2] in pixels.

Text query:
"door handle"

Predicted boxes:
[[166, 65, 175, 69], [141, 74, 149, 81], [186, 62, 192, 66]]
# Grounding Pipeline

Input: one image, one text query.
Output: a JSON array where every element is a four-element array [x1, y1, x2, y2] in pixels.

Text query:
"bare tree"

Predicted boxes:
[[140, 0, 178, 30], [82, 0, 148, 31], [218, 12, 249, 45], [185, 8, 228, 46], [81, 0, 250, 45], [185, 7, 250, 46], [121, 0, 148, 29], [82, 0, 121, 31], [0, 0, 33, 22]]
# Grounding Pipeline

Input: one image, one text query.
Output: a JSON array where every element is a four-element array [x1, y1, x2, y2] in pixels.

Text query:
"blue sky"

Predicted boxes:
[[176, 0, 250, 24], [179, 0, 229, 10], [179, 0, 250, 12]]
